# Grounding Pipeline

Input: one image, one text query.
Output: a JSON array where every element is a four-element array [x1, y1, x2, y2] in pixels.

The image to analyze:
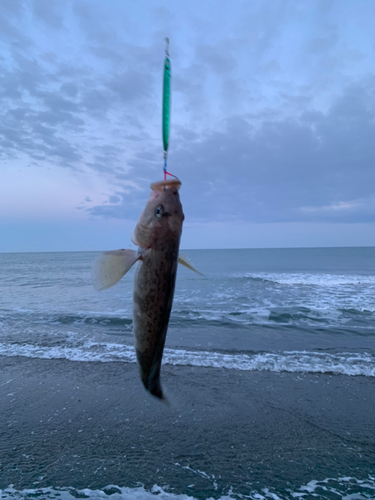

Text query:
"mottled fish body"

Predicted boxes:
[[132, 179, 183, 399], [92, 179, 196, 400]]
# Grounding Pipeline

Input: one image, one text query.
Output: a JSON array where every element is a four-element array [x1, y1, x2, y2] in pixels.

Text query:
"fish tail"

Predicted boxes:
[[139, 373, 168, 402], [136, 347, 166, 401], [147, 380, 165, 401]]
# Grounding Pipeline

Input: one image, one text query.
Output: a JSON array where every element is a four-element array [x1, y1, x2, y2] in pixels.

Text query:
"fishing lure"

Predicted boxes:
[[162, 38, 176, 181]]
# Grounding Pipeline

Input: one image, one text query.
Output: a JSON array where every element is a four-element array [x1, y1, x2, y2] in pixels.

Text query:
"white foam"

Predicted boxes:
[[235, 272, 375, 288], [1, 476, 374, 499], [164, 349, 375, 377], [0, 341, 374, 377], [0, 485, 199, 500]]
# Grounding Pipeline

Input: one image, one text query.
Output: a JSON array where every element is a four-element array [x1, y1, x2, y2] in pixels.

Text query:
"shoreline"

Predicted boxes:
[[0, 356, 374, 497]]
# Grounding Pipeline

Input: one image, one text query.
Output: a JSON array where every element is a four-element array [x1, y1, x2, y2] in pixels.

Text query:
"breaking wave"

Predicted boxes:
[[1, 475, 375, 499], [0, 341, 374, 377], [233, 272, 375, 287]]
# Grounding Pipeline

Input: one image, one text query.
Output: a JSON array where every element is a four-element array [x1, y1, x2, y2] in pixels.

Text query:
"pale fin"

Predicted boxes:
[[92, 249, 140, 291], [178, 253, 203, 275]]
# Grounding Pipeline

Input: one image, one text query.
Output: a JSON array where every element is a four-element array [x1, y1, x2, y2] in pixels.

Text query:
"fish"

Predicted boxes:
[[92, 178, 198, 400]]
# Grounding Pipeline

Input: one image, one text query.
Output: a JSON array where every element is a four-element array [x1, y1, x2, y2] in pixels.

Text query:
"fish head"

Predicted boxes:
[[132, 179, 184, 249]]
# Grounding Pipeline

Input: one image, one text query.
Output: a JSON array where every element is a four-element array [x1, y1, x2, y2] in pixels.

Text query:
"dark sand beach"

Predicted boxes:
[[1, 356, 374, 498]]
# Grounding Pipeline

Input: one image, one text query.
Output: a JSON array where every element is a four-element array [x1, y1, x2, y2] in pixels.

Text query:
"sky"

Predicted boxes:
[[1, 0, 375, 251]]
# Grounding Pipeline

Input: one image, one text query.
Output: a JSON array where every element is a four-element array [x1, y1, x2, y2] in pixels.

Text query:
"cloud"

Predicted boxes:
[[0, 4, 160, 174], [32, 0, 64, 30], [107, 70, 153, 103], [2, 0, 375, 251], [300, 198, 375, 223], [197, 44, 237, 74], [86, 77, 375, 225], [308, 32, 338, 53], [60, 82, 79, 97]]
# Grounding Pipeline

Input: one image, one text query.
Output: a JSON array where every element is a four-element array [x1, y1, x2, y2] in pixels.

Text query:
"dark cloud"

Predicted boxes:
[[198, 44, 237, 74], [308, 32, 338, 53], [0, 85, 83, 167], [0, 5, 158, 172], [108, 195, 121, 204], [90, 46, 124, 64], [32, 0, 64, 30], [1, 0, 374, 238], [87, 182, 146, 220], [0, 3, 28, 41], [79, 87, 112, 118], [258, 60, 281, 75], [60, 82, 79, 97], [173, 63, 207, 116], [0, 0, 23, 16], [87, 79, 375, 225], [107, 70, 152, 103]]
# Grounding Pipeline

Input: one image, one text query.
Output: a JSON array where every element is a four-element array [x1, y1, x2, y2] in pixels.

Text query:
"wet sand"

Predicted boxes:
[[0, 356, 374, 497]]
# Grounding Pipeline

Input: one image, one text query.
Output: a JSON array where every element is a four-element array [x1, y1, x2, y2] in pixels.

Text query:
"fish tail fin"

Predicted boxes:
[[137, 346, 169, 403], [92, 249, 140, 291], [148, 384, 169, 404], [140, 375, 167, 402]]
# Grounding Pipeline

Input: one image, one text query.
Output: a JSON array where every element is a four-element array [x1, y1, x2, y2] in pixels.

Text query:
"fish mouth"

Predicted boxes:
[[151, 179, 181, 191]]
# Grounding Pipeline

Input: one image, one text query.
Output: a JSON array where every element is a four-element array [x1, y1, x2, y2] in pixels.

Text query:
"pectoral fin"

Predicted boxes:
[[178, 253, 203, 275], [92, 249, 140, 291]]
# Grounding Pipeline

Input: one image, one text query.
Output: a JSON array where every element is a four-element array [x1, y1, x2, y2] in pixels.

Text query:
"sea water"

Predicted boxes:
[[0, 248, 374, 373], [0, 247, 374, 499]]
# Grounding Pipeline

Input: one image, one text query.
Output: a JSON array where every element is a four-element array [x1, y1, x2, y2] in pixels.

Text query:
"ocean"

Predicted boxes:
[[0, 247, 374, 499]]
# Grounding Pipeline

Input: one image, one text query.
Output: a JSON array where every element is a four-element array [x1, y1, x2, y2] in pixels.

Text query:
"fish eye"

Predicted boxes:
[[155, 205, 165, 219]]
